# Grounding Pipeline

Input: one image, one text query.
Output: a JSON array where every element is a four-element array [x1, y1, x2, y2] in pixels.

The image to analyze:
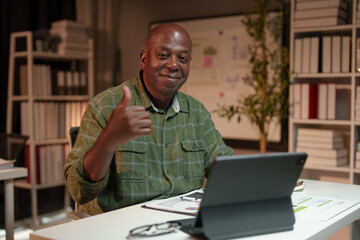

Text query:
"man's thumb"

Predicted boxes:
[[118, 85, 131, 107]]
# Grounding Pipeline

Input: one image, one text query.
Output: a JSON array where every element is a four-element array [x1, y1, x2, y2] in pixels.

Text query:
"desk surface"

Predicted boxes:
[[0, 167, 27, 181], [30, 180, 360, 240]]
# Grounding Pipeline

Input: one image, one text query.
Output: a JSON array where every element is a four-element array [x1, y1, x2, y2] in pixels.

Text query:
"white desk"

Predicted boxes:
[[30, 179, 360, 240], [0, 167, 27, 240]]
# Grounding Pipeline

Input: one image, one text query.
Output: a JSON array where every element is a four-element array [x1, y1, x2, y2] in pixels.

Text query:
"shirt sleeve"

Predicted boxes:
[[63, 99, 112, 205], [201, 107, 234, 173]]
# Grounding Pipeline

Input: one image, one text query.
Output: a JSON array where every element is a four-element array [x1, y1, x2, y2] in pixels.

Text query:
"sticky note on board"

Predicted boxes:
[[203, 56, 213, 68]]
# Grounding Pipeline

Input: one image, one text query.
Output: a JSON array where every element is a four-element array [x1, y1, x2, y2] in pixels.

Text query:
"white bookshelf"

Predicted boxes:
[[6, 31, 94, 226], [289, 0, 360, 186]]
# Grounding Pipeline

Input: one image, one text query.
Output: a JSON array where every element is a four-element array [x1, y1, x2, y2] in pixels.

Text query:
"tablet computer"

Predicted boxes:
[[171, 152, 307, 240]]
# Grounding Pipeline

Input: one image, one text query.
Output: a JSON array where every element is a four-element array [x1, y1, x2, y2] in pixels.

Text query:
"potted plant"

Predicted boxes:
[[213, 0, 289, 153]]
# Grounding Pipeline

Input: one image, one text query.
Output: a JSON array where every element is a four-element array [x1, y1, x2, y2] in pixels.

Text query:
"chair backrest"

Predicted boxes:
[[68, 126, 80, 150], [67, 126, 80, 211]]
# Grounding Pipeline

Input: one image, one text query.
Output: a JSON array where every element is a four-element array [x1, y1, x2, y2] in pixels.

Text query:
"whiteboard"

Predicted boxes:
[[156, 14, 282, 142]]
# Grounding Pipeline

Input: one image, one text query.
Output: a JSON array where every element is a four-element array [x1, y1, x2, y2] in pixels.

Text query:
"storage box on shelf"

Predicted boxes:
[[355, 111, 360, 185], [290, 0, 360, 185], [6, 30, 94, 226]]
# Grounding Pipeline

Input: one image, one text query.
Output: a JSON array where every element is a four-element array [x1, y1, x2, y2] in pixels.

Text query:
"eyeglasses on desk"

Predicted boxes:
[[127, 222, 181, 239]]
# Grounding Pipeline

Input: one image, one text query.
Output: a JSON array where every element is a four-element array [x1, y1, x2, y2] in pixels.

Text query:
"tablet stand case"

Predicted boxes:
[[197, 197, 294, 240], [178, 152, 307, 240]]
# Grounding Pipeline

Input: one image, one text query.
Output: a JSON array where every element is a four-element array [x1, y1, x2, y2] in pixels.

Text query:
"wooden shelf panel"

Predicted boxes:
[[290, 119, 351, 126], [10, 95, 90, 102], [14, 179, 65, 190], [292, 73, 352, 78], [304, 164, 351, 173], [13, 51, 89, 60], [293, 24, 353, 33], [34, 138, 69, 145]]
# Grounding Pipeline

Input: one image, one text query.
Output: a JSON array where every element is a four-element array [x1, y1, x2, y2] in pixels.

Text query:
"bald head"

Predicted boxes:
[[139, 23, 192, 110], [144, 23, 192, 52]]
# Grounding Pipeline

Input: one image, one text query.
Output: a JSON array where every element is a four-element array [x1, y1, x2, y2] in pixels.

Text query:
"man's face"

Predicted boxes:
[[140, 27, 192, 101]]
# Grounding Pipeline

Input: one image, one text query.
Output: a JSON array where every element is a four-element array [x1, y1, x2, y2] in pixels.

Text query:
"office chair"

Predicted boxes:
[[68, 126, 80, 151]]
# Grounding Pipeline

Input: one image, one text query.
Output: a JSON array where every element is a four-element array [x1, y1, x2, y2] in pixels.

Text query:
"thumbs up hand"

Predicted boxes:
[[118, 84, 132, 108], [104, 85, 152, 146]]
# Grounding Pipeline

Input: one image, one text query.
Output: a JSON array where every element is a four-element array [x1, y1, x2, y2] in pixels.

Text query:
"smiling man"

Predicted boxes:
[[64, 23, 233, 215]]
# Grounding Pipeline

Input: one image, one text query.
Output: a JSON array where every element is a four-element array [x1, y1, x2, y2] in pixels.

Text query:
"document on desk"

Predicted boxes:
[[143, 183, 305, 216], [142, 189, 203, 215], [292, 192, 360, 221]]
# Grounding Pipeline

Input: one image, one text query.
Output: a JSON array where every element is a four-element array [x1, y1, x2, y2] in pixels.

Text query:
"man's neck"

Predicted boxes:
[[140, 75, 173, 111], [150, 96, 172, 112]]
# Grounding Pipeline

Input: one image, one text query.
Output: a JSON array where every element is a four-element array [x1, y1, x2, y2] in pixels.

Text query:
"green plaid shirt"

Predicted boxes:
[[64, 72, 233, 215]]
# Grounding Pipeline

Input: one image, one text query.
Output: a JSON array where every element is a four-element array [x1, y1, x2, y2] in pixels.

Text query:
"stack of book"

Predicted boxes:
[[357, 38, 360, 72], [296, 128, 348, 167], [25, 144, 69, 184], [20, 101, 87, 141], [356, 86, 360, 121], [291, 83, 350, 120], [293, 37, 319, 73], [19, 64, 52, 96], [50, 20, 89, 55], [355, 142, 360, 169], [294, 0, 349, 28], [56, 70, 87, 95], [356, 151, 360, 169], [356, 0, 360, 24], [293, 35, 350, 74], [18, 64, 87, 96]]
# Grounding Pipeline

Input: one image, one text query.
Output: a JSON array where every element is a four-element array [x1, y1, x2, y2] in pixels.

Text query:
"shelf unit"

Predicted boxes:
[[6, 31, 94, 226], [289, 0, 360, 186]]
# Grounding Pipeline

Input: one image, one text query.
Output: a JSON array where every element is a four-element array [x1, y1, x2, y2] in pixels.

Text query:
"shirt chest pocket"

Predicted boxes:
[[115, 142, 148, 181], [181, 139, 205, 180]]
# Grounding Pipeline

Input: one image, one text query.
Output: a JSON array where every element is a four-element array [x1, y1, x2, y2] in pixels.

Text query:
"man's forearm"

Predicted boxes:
[[83, 127, 118, 182]]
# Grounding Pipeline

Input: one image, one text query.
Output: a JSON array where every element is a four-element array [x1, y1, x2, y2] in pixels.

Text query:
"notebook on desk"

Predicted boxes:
[[169, 152, 307, 240]]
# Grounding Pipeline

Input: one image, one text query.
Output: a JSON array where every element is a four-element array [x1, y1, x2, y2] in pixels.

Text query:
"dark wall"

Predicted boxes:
[[0, 0, 76, 133]]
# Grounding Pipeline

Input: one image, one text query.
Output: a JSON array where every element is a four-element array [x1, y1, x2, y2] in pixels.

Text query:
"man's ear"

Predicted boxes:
[[140, 50, 146, 70]]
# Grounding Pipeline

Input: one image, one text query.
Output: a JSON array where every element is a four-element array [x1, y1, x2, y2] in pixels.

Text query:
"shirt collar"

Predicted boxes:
[[149, 94, 180, 113]]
